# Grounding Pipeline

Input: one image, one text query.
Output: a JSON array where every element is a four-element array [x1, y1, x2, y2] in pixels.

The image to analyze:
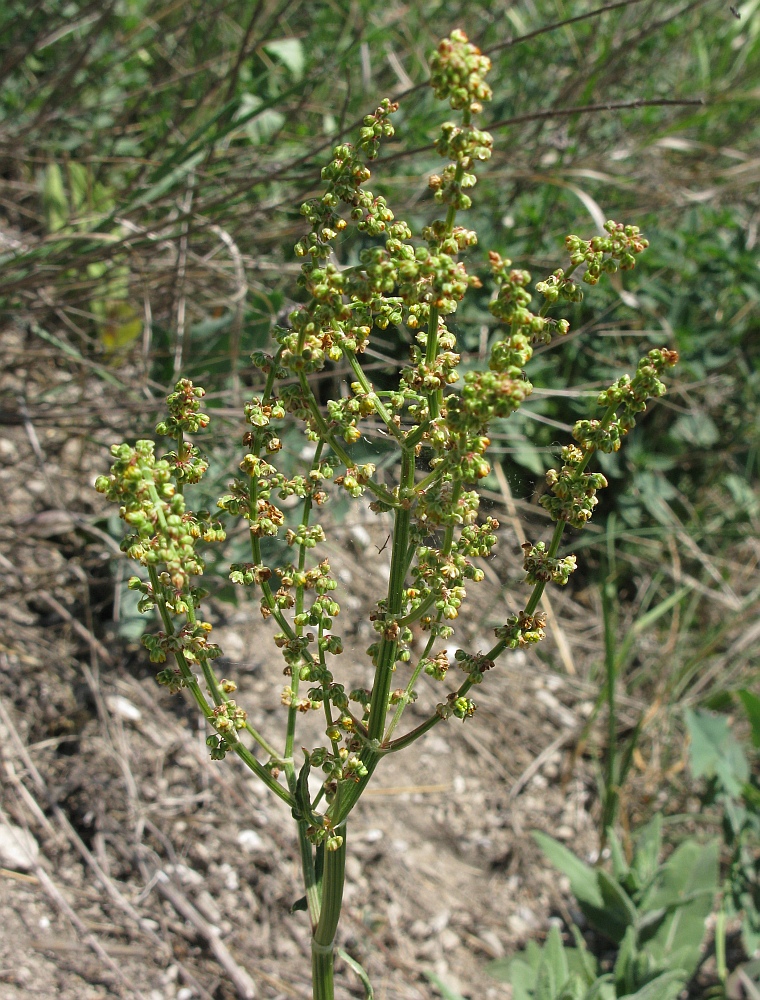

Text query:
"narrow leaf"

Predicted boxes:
[[339, 950, 374, 1000], [533, 832, 604, 910], [621, 970, 685, 1000]]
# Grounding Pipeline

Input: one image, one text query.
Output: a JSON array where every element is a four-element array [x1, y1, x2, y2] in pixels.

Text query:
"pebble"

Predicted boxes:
[[0, 822, 39, 871], [439, 928, 460, 951], [237, 829, 264, 852], [106, 695, 142, 722]]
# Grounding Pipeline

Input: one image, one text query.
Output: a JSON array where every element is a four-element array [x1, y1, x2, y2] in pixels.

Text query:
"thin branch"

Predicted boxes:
[[484, 0, 651, 55]]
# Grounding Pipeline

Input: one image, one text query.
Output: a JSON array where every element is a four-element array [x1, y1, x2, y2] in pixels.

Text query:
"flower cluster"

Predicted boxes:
[[95, 438, 224, 591], [522, 541, 577, 586], [540, 445, 609, 529], [541, 349, 678, 528], [494, 612, 548, 648], [429, 29, 493, 112], [94, 35, 679, 943]]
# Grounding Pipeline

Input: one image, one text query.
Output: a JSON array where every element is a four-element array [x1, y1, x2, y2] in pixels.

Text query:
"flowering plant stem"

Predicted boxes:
[[97, 31, 678, 1000]]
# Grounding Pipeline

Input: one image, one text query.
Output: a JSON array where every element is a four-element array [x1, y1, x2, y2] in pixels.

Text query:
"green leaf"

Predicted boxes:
[[632, 814, 663, 890], [545, 926, 569, 989], [533, 833, 604, 910], [642, 839, 719, 979], [43, 162, 68, 233], [536, 955, 556, 1000], [585, 976, 617, 1000], [68, 161, 89, 212], [569, 927, 599, 985], [597, 870, 638, 941], [504, 958, 536, 1000], [670, 412, 720, 447], [127, 150, 204, 213], [620, 970, 685, 1000], [235, 93, 286, 144], [338, 950, 374, 1000], [534, 832, 629, 942], [264, 38, 305, 80], [738, 689, 760, 748], [613, 925, 637, 995], [685, 708, 749, 797], [608, 829, 630, 885]]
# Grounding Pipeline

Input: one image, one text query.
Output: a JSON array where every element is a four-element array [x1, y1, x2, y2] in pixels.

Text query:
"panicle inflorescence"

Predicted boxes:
[[95, 31, 678, 875]]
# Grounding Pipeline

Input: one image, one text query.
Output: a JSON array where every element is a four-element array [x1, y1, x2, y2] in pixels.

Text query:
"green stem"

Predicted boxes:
[[297, 821, 322, 929], [147, 566, 295, 808], [397, 592, 436, 627], [425, 132, 467, 420], [284, 442, 325, 769], [384, 628, 436, 742], [601, 580, 618, 847], [175, 429, 185, 495], [385, 487, 460, 741], [311, 823, 346, 1000], [365, 449, 415, 743], [344, 351, 404, 444]]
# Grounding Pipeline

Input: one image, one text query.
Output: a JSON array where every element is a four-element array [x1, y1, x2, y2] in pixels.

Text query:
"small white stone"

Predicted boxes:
[[430, 909, 450, 933], [177, 989, 195, 1000], [439, 928, 460, 952], [167, 863, 203, 885], [106, 695, 142, 722], [0, 438, 18, 462], [218, 863, 239, 891], [478, 929, 504, 958], [38, 916, 51, 929], [363, 828, 383, 843], [0, 823, 39, 871], [237, 829, 264, 852], [213, 629, 245, 661]]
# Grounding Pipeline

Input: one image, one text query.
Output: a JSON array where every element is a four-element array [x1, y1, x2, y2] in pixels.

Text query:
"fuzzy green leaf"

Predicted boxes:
[[685, 708, 749, 797], [641, 838, 719, 979], [597, 870, 638, 941], [632, 814, 663, 892], [620, 970, 685, 1000]]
